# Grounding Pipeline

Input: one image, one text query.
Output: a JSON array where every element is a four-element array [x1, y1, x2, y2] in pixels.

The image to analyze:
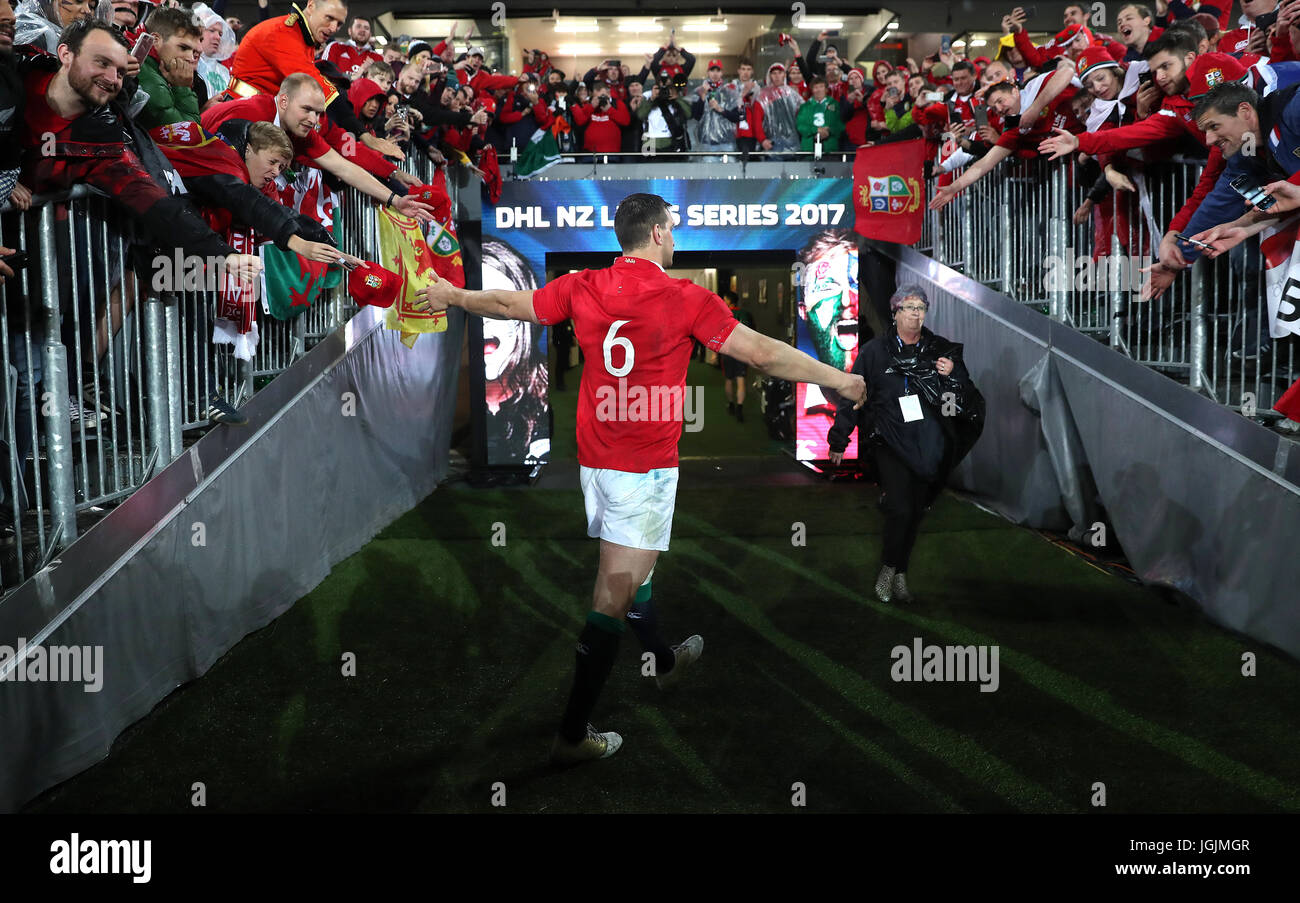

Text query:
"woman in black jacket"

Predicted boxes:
[[826, 284, 981, 603]]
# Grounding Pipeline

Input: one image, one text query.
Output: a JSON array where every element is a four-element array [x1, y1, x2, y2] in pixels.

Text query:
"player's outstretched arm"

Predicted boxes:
[[415, 273, 540, 322], [720, 323, 866, 407]]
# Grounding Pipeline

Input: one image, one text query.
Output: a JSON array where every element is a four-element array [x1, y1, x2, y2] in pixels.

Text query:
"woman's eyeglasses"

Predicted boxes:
[[899, 304, 928, 314]]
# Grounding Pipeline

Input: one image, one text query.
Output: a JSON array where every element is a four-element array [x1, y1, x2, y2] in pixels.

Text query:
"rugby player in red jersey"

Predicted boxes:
[[416, 193, 866, 764]]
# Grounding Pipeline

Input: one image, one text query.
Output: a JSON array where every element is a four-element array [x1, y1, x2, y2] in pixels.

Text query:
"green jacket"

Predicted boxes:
[[796, 97, 842, 151], [885, 106, 915, 133], [136, 56, 200, 132]]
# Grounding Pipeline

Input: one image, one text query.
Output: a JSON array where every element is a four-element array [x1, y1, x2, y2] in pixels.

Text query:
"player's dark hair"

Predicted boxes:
[[738, 56, 753, 68], [1192, 83, 1258, 122], [1147, 27, 1200, 60], [615, 193, 672, 250], [951, 60, 976, 76], [59, 19, 131, 55], [984, 80, 1017, 100]]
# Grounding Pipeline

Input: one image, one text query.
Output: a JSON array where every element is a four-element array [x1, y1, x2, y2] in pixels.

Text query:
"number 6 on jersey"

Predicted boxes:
[[603, 319, 635, 377]]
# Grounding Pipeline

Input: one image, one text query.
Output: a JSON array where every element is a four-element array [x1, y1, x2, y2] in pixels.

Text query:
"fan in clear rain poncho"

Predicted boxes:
[[757, 61, 802, 154], [192, 2, 235, 97], [15, 0, 90, 54]]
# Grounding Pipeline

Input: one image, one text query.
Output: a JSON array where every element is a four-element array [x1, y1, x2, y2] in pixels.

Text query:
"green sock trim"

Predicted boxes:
[[634, 581, 652, 604], [587, 610, 626, 635]]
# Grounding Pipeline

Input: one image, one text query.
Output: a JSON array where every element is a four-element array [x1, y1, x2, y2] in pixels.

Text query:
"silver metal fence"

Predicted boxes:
[[917, 152, 1297, 428], [0, 150, 455, 591]]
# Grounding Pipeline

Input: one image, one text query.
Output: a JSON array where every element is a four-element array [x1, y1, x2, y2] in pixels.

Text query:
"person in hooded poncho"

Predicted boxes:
[[758, 61, 802, 153], [192, 1, 236, 99]]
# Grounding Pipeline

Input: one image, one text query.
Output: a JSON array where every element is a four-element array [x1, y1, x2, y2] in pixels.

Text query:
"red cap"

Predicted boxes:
[[348, 262, 402, 308], [1192, 11, 1221, 38], [708, 59, 723, 70], [1076, 45, 1122, 80], [1052, 22, 1094, 48], [768, 61, 786, 72], [1186, 52, 1247, 100]]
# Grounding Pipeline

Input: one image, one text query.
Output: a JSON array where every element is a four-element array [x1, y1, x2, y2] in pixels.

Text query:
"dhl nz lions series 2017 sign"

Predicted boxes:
[[860, 174, 922, 215]]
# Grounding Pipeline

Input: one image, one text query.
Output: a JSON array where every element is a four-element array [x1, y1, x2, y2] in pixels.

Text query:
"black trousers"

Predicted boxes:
[[874, 442, 937, 572]]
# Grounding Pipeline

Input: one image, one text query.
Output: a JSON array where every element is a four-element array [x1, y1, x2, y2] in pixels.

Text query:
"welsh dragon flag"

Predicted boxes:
[[514, 127, 564, 178], [261, 167, 343, 320]]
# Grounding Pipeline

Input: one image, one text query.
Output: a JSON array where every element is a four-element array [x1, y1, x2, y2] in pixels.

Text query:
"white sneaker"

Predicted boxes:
[[655, 635, 704, 689], [550, 723, 623, 764]]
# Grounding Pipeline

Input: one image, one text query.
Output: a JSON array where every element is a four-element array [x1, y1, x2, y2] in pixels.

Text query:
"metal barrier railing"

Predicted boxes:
[[0, 149, 455, 591], [917, 153, 1296, 426]]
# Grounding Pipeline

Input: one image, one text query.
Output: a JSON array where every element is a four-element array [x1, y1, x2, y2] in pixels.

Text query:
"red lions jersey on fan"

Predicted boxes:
[[532, 256, 739, 472]]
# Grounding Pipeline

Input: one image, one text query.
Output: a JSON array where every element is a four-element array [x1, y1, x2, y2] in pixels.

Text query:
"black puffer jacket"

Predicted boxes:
[[828, 324, 983, 481]]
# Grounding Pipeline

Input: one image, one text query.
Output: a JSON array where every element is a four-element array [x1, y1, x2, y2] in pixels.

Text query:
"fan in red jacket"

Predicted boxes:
[[866, 59, 897, 133], [736, 85, 770, 152], [841, 67, 871, 146], [571, 84, 629, 153]]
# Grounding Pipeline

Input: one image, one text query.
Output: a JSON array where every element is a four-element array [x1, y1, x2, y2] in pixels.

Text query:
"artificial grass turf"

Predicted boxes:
[[23, 460, 1300, 814]]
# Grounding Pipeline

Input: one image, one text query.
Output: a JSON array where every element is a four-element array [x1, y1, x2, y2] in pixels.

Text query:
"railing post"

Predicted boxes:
[[1048, 162, 1070, 321], [1110, 225, 1125, 350], [144, 291, 177, 466], [38, 205, 79, 546], [1189, 259, 1207, 393]]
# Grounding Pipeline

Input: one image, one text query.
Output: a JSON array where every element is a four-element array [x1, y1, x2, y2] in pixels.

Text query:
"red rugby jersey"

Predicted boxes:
[[531, 256, 739, 472]]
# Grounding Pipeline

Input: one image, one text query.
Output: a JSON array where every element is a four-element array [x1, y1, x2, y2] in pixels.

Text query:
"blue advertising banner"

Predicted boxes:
[[478, 177, 855, 466]]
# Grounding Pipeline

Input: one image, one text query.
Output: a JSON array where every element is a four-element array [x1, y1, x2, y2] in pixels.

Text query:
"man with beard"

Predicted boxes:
[[20, 21, 254, 270], [796, 231, 861, 443], [20, 19, 260, 425], [758, 61, 802, 154], [321, 14, 380, 80]]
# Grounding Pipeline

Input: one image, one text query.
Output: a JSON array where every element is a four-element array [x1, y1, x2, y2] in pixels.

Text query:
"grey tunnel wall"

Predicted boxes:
[[878, 244, 1300, 661], [0, 304, 465, 812]]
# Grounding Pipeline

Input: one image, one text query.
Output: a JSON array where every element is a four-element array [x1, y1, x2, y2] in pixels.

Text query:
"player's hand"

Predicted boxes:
[[1191, 224, 1249, 258], [1157, 230, 1188, 270], [838, 373, 867, 409], [929, 181, 964, 211], [223, 252, 263, 285], [1039, 127, 1078, 160], [1072, 198, 1094, 225], [414, 272, 454, 312], [1139, 262, 1177, 300], [392, 194, 435, 222], [392, 169, 423, 187], [1104, 166, 1136, 193], [1261, 180, 1300, 213], [828, 449, 844, 465]]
